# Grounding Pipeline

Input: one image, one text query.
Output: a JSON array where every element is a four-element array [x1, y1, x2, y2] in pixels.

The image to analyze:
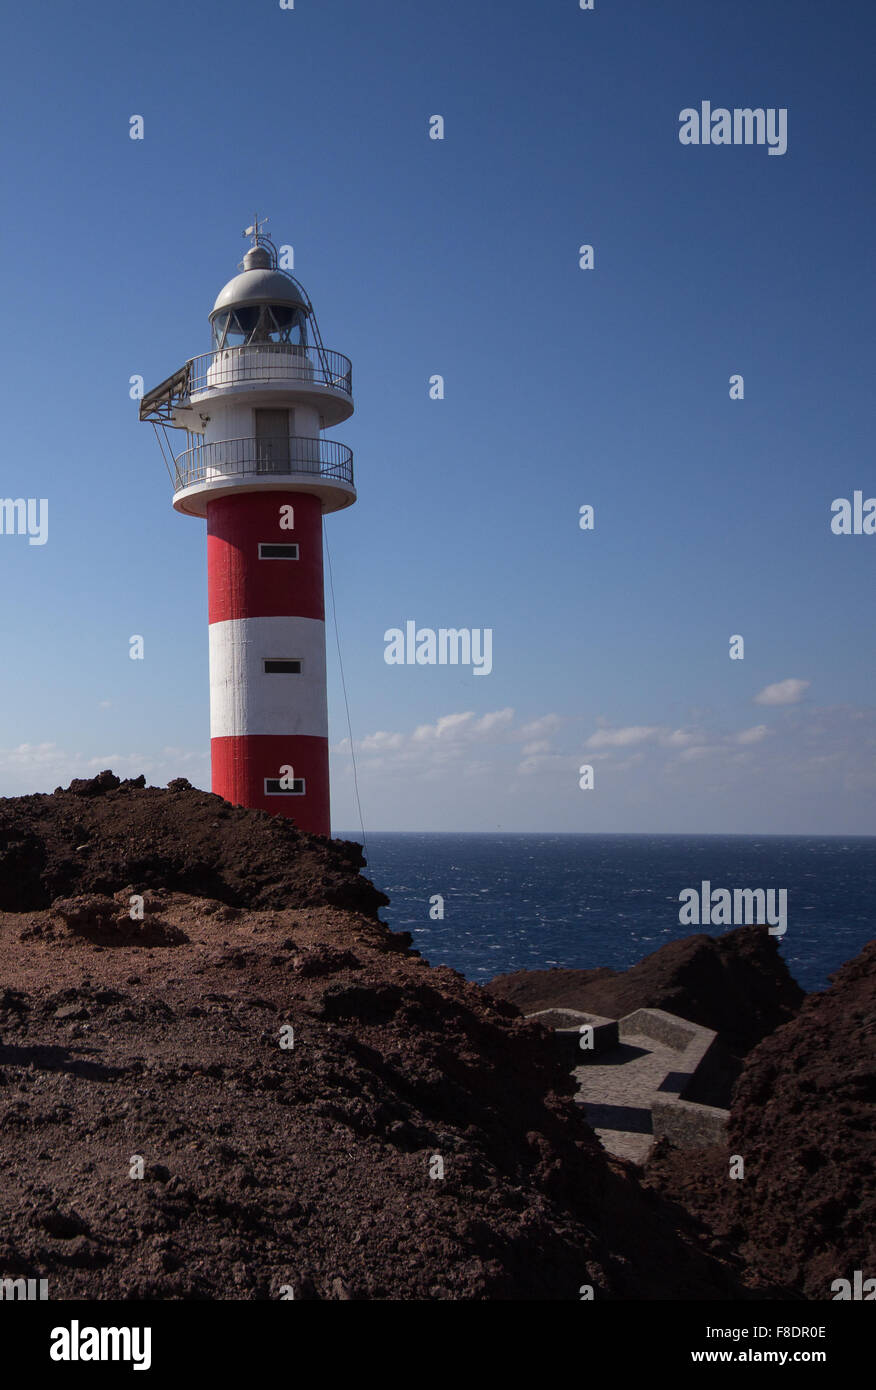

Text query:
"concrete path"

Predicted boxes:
[[572, 1032, 679, 1165]]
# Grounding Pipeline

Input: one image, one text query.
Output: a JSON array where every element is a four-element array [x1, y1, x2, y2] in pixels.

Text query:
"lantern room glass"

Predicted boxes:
[[212, 305, 309, 350]]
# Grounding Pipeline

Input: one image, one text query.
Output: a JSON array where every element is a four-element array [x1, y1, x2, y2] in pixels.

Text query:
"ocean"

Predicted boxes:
[[336, 832, 876, 994]]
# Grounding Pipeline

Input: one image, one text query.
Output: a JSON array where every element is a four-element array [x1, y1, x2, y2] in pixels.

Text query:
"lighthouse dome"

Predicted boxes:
[[211, 268, 308, 315], [210, 266, 310, 349]]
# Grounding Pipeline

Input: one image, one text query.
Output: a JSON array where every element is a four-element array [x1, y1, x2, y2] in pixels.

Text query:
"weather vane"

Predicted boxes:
[[244, 215, 269, 246]]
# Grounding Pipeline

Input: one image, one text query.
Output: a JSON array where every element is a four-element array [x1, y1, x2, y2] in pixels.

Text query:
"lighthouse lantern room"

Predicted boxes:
[[140, 222, 355, 835]]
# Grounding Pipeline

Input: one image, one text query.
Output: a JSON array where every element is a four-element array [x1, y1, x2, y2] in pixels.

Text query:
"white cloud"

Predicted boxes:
[[0, 741, 63, 768], [516, 752, 575, 776], [411, 708, 515, 745], [335, 707, 572, 787], [335, 708, 532, 776], [516, 713, 562, 740], [661, 728, 701, 747], [413, 712, 473, 742], [736, 724, 769, 745], [754, 678, 810, 706], [360, 730, 405, 753], [329, 702, 876, 831], [679, 745, 724, 761], [586, 725, 661, 749], [472, 708, 515, 736]]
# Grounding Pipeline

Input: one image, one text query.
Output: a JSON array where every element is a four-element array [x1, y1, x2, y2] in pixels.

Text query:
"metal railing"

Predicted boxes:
[[187, 343, 352, 397], [172, 436, 354, 492]]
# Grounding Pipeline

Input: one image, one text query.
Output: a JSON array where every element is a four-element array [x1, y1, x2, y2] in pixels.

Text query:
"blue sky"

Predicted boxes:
[[0, 0, 873, 832]]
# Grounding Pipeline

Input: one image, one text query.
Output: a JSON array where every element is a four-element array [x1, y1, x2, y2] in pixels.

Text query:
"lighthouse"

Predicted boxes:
[[139, 222, 355, 835]]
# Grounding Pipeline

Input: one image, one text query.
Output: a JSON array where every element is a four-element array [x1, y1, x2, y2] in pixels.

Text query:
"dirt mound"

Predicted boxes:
[[644, 941, 876, 1297], [0, 773, 387, 918], [0, 898, 751, 1301], [0, 777, 753, 1300], [487, 926, 804, 1058]]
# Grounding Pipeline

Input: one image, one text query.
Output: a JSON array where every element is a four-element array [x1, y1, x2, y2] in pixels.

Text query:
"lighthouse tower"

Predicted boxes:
[[139, 223, 355, 835]]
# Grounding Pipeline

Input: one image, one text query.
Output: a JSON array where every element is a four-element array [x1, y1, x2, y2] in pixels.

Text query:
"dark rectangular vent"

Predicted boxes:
[[264, 659, 302, 674], [258, 543, 299, 559], [264, 778, 306, 795]]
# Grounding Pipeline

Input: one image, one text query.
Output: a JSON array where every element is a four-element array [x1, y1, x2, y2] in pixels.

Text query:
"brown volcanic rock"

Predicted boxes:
[[0, 773, 387, 919], [721, 942, 876, 1297], [486, 965, 616, 1016], [0, 899, 745, 1301], [0, 776, 751, 1300], [487, 927, 804, 1057], [644, 941, 876, 1298]]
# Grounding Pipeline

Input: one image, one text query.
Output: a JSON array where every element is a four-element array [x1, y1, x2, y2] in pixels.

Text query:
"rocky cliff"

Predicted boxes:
[[0, 774, 748, 1300]]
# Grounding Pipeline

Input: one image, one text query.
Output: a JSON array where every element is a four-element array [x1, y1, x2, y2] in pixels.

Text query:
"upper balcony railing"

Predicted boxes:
[[187, 343, 352, 398], [172, 436, 354, 493]]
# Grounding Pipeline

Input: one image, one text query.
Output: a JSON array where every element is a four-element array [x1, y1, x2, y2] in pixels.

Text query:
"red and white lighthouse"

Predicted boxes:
[[140, 223, 355, 835]]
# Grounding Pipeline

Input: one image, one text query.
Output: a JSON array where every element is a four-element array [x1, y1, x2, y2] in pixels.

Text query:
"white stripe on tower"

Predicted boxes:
[[209, 616, 328, 738]]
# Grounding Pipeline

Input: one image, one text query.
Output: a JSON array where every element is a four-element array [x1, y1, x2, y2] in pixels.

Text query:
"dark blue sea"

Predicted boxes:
[[336, 832, 876, 994]]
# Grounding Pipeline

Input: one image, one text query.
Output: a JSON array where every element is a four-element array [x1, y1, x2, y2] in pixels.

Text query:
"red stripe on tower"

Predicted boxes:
[[139, 225, 356, 836], [207, 492, 325, 624]]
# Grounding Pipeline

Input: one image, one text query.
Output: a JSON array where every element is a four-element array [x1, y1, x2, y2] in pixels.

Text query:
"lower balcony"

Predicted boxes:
[[173, 436, 353, 490], [171, 436, 355, 517]]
